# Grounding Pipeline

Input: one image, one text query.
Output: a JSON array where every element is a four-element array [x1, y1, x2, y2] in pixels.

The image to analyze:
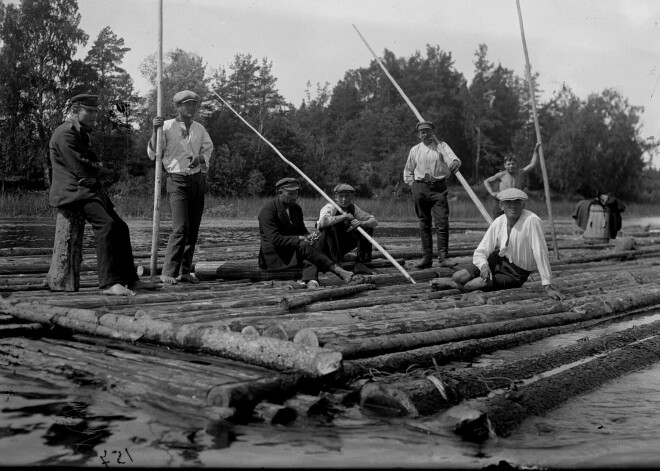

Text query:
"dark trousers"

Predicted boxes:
[[163, 173, 206, 277], [74, 195, 138, 289], [314, 224, 373, 264], [297, 242, 335, 282], [412, 180, 449, 261], [466, 249, 531, 291]]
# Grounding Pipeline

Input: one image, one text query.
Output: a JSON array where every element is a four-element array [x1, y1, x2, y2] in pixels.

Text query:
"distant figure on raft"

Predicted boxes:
[[148, 90, 214, 285], [49, 94, 148, 296], [430, 188, 564, 300], [571, 192, 625, 242], [257, 177, 356, 290], [314, 183, 378, 275], [483, 143, 540, 218]]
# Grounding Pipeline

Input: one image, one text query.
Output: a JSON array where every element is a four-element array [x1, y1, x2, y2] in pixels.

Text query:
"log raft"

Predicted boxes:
[[2, 220, 660, 440]]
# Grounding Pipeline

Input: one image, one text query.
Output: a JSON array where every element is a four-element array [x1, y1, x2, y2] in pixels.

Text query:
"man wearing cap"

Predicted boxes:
[[403, 120, 461, 269], [258, 178, 355, 289], [314, 183, 378, 275], [148, 90, 213, 285], [429, 188, 564, 300], [49, 94, 146, 296]]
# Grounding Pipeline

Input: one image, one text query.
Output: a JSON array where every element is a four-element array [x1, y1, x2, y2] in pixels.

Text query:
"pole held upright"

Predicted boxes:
[[150, 0, 164, 282]]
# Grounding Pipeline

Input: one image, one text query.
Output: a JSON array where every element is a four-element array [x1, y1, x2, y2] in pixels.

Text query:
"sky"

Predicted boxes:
[[73, 0, 660, 167]]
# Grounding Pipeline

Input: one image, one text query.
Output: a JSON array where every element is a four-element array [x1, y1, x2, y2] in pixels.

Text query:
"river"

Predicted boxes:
[[1, 217, 660, 468]]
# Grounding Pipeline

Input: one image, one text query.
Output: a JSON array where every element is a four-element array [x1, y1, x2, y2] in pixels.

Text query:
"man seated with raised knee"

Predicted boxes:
[[430, 188, 564, 300], [314, 183, 378, 275], [258, 177, 355, 289]]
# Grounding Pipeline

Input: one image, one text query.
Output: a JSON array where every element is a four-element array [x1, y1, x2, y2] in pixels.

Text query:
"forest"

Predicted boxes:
[[0, 0, 658, 204]]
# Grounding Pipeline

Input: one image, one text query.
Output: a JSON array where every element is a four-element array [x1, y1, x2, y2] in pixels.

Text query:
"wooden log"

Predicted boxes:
[[293, 328, 319, 348], [194, 260, 301, 281], [0, 299, 342, 376], [45, 207, 85, 292], [359, 319, 660, 416], [326, 286, 660, 358], [206, 373, 309, 409], [452, 333, 660, 441], [280, 283, 375, 311]]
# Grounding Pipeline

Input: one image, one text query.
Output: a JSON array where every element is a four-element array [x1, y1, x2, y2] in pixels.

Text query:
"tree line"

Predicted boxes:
[[0, 0, 657, 202]]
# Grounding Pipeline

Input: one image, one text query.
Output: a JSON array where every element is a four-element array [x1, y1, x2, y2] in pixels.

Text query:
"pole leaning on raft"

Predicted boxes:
[[213, 91, 416, 285], [515, 0, 560, 259], [352, 24, 493, 226], [149, 0, 164, 282]]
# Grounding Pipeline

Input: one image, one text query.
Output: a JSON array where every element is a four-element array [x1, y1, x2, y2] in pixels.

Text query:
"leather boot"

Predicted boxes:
[[416, 225, 433, 269]]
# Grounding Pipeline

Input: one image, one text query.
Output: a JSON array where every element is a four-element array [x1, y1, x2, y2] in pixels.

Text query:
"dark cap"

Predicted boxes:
[[275, 177, 301, 191], [333, 183, 355, 193], [70, 94, 99, 108], [173, 90, 200, 105], [416, 120, 435, 131]]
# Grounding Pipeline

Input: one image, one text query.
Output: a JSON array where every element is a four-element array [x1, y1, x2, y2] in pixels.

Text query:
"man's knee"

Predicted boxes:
[[452, 269, 473, 284]]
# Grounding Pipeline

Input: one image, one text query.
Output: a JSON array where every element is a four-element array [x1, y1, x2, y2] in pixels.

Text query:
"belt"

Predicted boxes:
[[415, 178, 445, 184]]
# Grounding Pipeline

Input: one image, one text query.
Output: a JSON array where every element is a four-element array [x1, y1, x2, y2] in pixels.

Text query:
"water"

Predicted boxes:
[[2, 217, 660, 467]]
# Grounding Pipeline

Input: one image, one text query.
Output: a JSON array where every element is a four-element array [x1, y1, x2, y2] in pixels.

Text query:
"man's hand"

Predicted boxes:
[[479, 265, 492, 282], [544, 284, 564, 300], [449, 160, 461, 173], [152, 116, 164, 132], [188, 155, 204, 169]]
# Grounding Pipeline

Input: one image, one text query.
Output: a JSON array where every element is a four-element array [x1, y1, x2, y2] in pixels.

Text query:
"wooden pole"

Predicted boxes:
[[212, 91, 417, 285], [515, 0, 560, 259], [150, 0, 164, 283], [352, 24, 493, 225]]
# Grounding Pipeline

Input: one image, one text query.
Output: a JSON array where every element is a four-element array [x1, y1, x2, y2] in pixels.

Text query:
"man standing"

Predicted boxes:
[[49, 94, 144, 296], [403, 120, 461, 269], [149, 90, 213, 285], [258, 178, 355, 289], [430, 188, 564, 300], [314, 183, 378, 275]]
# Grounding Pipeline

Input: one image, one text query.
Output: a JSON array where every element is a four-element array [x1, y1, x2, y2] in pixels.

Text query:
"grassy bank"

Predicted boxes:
[[1, 188, 656, 222]]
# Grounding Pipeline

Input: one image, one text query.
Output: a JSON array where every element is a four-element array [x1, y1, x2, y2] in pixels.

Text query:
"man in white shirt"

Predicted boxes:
[[403, 120, 461, 269], [314, 183, 378, 275], [429, 188, 564, 300], [148, 90, 213, 285]]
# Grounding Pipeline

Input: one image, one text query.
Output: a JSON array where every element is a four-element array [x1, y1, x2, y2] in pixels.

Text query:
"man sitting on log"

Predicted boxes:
[[49, 94, 148, 296], [258, 177, 355, 289], [430, 188, 564, 300], [313, 183, 378, 275]]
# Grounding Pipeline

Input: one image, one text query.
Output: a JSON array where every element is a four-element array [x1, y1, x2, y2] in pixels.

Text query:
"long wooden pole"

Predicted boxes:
[[212, 91, 416, 284], [352, 24, 492, 226], [515, 0, 560, 259], [149, 0, 164, 282]]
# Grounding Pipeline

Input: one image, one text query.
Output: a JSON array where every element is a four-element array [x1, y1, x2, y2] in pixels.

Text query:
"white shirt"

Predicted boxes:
[[316, 203, 378, 230], [403, 140, 461, 186], [473, 209, 553, 285], [147, 119, 213, 175]]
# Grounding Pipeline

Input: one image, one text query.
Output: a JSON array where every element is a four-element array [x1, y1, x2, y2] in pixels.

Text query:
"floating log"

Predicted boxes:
[[280, 283, 375, 311], [0, 299, 342, 377], [44, 207, 85, 292], [327, 286, 660, 358], [452, 333, 660, 441]]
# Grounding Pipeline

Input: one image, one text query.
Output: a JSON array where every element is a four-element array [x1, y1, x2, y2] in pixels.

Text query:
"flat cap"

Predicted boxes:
[[70, 94, 99, 108], [497, 188, 528, 201], [275, 177, 301, 191], [173, 90, 200, 105], [333, 183, 355, 193], [416, 120, 435, 131]]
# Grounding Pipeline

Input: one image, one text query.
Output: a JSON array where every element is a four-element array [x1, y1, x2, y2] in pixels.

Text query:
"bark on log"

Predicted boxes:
[[452, 333, 660, 441], [45, 207, 85, 292], [280, 283, 375, 311], [326, 286, 660, 358], [0, 299, 342, 376]]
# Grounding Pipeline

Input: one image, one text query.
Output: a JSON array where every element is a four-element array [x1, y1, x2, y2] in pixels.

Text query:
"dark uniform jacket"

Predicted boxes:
[[258, 197, 310, 270], [49, 118, 108, 208]]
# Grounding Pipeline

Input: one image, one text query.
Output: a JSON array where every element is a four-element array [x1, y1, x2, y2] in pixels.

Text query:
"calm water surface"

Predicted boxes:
[[1, 217, 660, 468]]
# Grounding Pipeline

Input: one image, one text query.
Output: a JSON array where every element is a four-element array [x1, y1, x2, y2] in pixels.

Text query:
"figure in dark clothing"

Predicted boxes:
[[258, 178, 355, 289], [49, 94, 147, 296], [571, 192, 625, 239]]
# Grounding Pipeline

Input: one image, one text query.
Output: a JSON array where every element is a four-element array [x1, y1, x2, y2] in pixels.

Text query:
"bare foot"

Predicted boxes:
[[177, 273, 200, 284], [102, 283, 136, 296], [429, 278, 457, 291], [331, 265, 354, 283], [160, 275, 178, 285], [353, 262, 376, 275]]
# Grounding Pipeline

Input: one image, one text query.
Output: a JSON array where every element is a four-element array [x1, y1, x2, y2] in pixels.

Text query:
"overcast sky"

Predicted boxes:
[[75, 0, 660, 166]]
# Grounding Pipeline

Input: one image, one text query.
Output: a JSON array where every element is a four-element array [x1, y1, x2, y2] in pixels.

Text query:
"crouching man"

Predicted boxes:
[[430, 188, 564, 300]]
